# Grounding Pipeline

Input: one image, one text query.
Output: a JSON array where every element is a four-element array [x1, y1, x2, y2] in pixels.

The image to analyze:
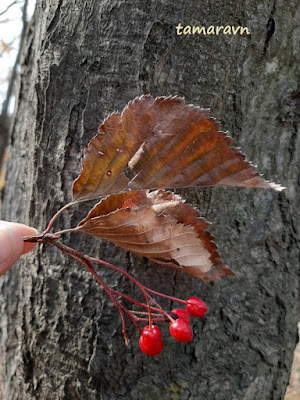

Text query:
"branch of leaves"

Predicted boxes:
[[23, 95, 284, 356]]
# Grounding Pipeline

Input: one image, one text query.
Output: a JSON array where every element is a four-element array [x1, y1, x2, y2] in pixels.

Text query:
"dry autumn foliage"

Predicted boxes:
[[69, 95, 284, 281], [22, 94, 285, 352]]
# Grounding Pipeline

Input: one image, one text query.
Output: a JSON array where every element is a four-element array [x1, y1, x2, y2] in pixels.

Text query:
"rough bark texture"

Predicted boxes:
[[0, 0, 299, 399]]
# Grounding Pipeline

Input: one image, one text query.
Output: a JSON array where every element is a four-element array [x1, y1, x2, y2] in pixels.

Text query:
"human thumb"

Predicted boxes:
[[0, 221, 37, 276]]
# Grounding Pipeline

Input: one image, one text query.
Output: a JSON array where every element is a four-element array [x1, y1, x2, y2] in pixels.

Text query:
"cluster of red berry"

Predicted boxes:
[[139, 297, 207, 356], [24, 229, 208, 356]]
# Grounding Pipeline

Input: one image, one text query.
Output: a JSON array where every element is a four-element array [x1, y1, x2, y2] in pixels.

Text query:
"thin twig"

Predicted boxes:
[[111, 289, 165, 314], [86, 255, 153, 320], [53, 227, 80, 236], [0, 0, 22, 17], [42, 202, 76, 235], [146, 287, 186, 305], [87, 255, 174, 322], [129, 310, 163, 318]]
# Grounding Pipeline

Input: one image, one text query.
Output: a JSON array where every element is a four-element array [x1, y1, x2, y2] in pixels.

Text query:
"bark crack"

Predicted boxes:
[[263, 0, 277, 55]]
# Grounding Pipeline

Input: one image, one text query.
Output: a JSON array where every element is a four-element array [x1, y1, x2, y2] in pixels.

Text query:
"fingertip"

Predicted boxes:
[[23, 241, 37, 255], [0, 222, 38, 275], [19, 226, 38, 255]]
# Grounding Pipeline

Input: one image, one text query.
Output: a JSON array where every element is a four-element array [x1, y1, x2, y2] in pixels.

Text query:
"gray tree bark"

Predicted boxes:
[[0, 0, 299, 399]]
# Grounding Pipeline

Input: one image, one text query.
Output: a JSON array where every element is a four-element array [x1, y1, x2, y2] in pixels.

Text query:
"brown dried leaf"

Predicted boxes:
[[76, 190, 233, 282], [72, 95, 284, 202]]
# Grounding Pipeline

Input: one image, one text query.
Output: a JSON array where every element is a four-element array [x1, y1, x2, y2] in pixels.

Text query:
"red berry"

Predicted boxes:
[[171, 309, 191, 324], [139, 325, 163, 356], [186, 297, 207, 318], [169, 318, 193, 343]]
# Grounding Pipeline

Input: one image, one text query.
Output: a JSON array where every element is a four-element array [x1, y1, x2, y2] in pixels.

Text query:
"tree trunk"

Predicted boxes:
[[0, 0, 299, 399]]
